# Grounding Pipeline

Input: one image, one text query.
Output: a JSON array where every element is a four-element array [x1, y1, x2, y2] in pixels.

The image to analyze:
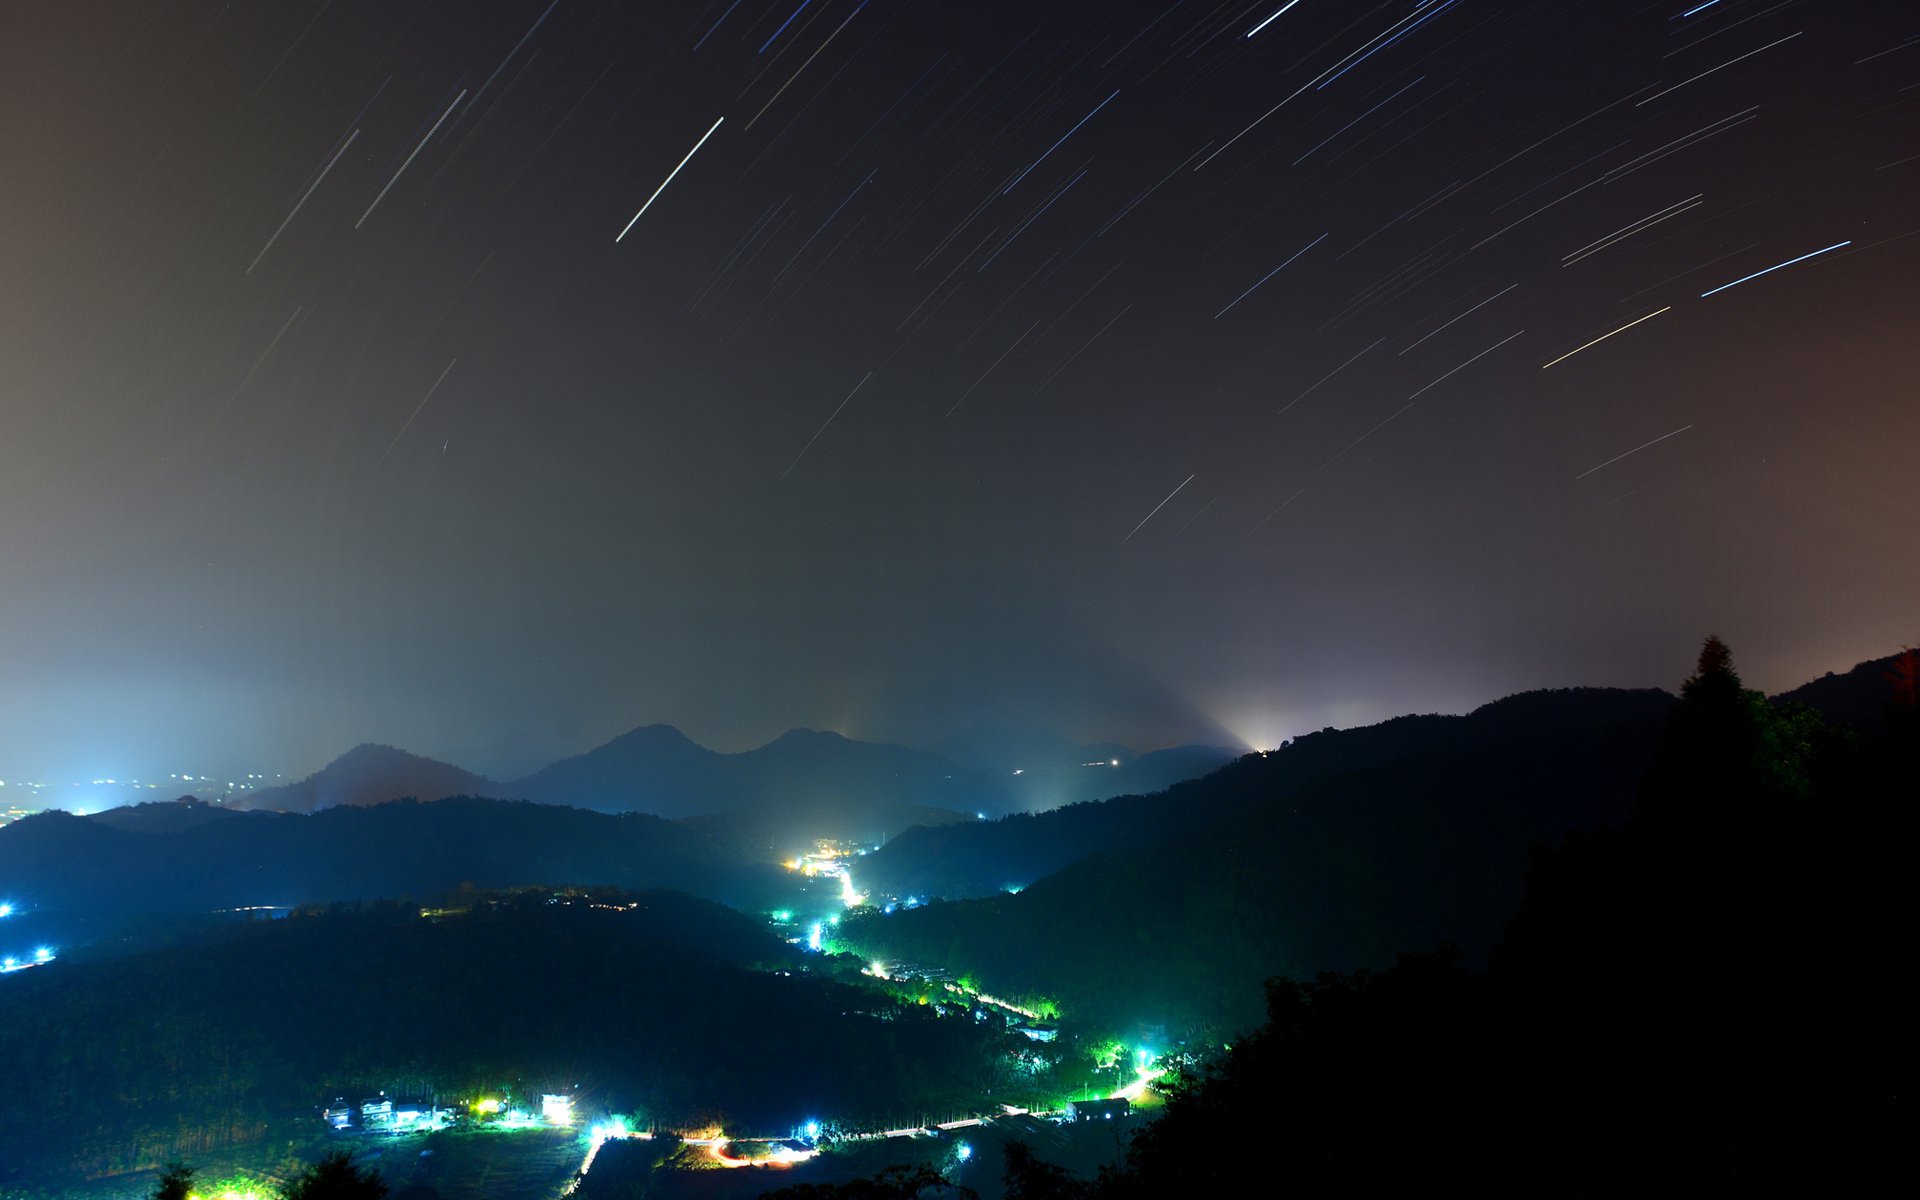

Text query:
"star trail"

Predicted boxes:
[[0, 0, 1913, 778]]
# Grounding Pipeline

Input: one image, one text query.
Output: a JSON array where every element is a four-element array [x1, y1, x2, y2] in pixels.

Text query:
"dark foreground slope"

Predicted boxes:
[[0, 797, 794, 916], [922, 641, 1911, 1200], [841, 688, 1676, 1032], [859, 687, 1674, 903], [0, 893, 1012, 1189]]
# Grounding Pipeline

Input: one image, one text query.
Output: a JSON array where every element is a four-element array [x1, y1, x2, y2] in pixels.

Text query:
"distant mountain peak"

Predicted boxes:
[[766, 727, 848, 747], [235, 741, 494, 813], [605, 723, 703, 750], [333, 741, 431, 764]]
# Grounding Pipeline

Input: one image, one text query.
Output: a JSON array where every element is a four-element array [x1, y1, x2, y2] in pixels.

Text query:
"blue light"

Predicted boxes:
[[956, 1142, 972, 1162], [758, 0, 814, 55], [804, 1120, 820, 1139], [1701, 241, 1850, 298]]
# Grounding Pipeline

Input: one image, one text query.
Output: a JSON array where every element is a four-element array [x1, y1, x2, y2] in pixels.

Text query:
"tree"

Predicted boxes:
[[284, 1151, 388, 1200], [151, 1164, 195, 1200], [1002, 1142, 1087, 1200], [1885, 646, 1919, 708]]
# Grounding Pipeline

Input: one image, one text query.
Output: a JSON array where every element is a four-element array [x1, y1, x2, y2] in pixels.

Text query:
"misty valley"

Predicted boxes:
[[0, 645, 1907, 1199]]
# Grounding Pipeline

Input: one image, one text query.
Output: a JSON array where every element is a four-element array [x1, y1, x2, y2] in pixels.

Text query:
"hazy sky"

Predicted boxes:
[[2, 0, 1914, 780]]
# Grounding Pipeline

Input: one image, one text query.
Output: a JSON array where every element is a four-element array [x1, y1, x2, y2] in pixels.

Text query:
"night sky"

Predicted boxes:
[[3, 0, 1915, 781]]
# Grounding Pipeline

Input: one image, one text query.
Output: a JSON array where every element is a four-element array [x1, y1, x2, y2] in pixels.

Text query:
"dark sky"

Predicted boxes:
[[2, 0, 1915, 781]]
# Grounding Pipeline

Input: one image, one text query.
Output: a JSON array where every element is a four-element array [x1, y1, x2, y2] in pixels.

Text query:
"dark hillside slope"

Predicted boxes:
[[841, 689, 1674, 1032], [860, 688, 1673, 901]]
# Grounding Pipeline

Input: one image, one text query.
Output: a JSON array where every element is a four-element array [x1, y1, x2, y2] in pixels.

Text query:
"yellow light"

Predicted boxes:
[[474, 1098, 502, 1113]]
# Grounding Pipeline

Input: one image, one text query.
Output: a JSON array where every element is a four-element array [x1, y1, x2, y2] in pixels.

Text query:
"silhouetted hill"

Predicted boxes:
[[1771, 651, 1905, 727], [0, 797, 796, 916], [841, 687, 1678, 1031], [507, 723, 713, 811], [82, 795, 245, 833], [0, 894, 1015, 1188], [235, 743, 496, 813]]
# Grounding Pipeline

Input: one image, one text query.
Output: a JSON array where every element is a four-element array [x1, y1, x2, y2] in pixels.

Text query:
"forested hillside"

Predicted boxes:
[[0, 892, 1015, 1188], [0, 798, 796, 915]]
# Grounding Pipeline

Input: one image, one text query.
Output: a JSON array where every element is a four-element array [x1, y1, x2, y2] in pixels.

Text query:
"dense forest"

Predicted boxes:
[[0, 891, 1022, 1188]]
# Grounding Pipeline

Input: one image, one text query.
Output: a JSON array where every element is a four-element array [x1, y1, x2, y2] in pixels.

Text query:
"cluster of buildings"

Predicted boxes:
[[322, 1090, 576, 1134], [1065, 1097, 1132, 1122]]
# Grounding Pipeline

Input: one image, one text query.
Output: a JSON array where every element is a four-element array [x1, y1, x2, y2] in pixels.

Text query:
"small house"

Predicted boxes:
[[1066, 1097, 1130, 1122]]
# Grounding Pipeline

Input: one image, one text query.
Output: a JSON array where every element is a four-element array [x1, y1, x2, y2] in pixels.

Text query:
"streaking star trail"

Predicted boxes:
[[617, 117, 726, 243]]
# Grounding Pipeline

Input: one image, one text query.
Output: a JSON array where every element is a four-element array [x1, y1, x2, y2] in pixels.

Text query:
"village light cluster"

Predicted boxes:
[[322, 1090, 577, 1135], [0, 947, 55, 974]]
